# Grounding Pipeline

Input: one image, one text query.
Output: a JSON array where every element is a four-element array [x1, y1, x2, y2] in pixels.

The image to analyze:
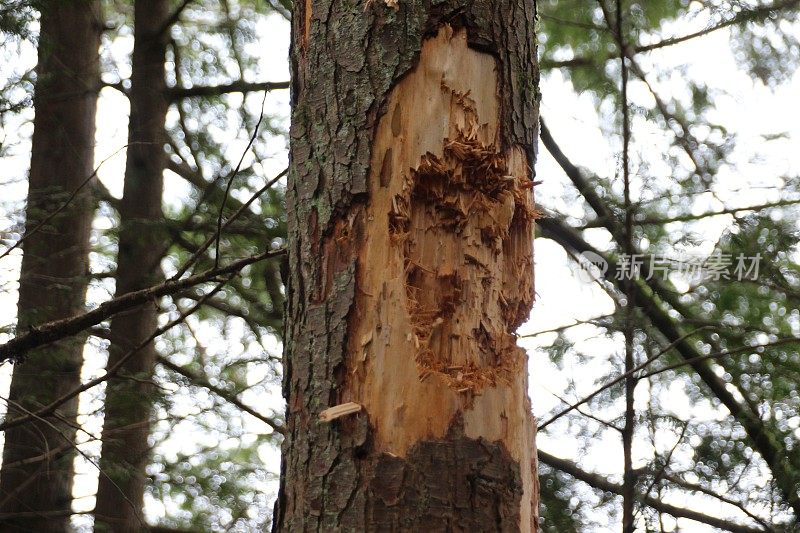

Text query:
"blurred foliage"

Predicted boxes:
[[150, 442, 277, 531], [0, 1, 35, 39], [539, 465, 582, 532], [536, 0, 800, 530]]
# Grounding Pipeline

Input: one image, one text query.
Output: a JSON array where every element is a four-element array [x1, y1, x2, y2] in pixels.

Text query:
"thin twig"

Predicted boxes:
[[0, 144, 140, 261], [173, 167, 287, 281], [637, 422, 689, 516], [638, 337, 800, 381], [0, 277, 233, 432], [0, 247, 285, 364], [519, 314, 614, 338], [537, 327, 711, 431], [580, 197, 800, 228], [601, 0, 636, 529], [214, 90, 269, 270], [546, 387, 623, 432], [157, 355, 285, 435], [541, 0, 800, 69]]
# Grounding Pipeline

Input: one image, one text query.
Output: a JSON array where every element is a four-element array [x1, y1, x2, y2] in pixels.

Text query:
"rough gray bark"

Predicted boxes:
[[93, 1, 169, 530], [274, 0, 539, 530], [0, 3, 101, 531]]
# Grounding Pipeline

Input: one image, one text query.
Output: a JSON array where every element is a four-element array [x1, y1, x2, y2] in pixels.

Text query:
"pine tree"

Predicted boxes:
[[273, 0, 541, 529], [0, 3, 101, 530], [94, 1, 170, 530]]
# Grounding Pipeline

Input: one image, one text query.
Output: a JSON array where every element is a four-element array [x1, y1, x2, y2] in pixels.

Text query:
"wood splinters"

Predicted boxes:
[[360, 331, 373, 347], [319, 402, 362, 422]]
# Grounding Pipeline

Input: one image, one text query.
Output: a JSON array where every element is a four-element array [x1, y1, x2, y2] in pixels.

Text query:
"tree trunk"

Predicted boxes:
[[93, 1, 169, 531], [274, 0, 540, 530], [0, 3, 101, 531]]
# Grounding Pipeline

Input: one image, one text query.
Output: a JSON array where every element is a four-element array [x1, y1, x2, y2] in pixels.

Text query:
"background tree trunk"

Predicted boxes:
[[0, 3, 101, 531], [93, 1, 169, 530], [274, 0, 540, 530]]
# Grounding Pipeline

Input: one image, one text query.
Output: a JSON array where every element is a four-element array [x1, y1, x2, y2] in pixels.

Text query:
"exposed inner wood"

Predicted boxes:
[[389, 84, 536, 392], [302, 0, 312, 53], [346, 26, 538, 530], [319, 402, 363, 422]]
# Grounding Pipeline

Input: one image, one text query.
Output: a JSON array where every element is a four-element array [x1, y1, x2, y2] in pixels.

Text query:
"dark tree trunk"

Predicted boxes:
[[93, 1, 169, 531], [274, 0, 540, 530], [0, 3, 101, 531]]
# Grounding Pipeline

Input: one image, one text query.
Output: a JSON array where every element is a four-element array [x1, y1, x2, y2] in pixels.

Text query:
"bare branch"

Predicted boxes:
[[660, 473, 776, 532], [215, 90, 269, 270], [0, 276, 233, 432], [518, 314, 614, 338], [541, 0, 800, 69], [581, 197, 800, 228], [0, 248, 285, 364], [168, 80, 289, 100], [171, 167, 287, 281], [539, 450, 770, 533], [157, 355, 285, 435], [639, 337, 800, 381]]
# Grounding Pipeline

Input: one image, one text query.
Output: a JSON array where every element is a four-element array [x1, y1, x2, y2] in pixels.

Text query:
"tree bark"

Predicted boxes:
[[0, 3, 101, 531], [274, 0, 540, 530], [93, 1, 169, 531]]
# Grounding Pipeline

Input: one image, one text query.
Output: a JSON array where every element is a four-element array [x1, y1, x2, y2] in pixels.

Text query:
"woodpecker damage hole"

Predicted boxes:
[[388, 86, 536, 393], [345, 28, 538, 529]]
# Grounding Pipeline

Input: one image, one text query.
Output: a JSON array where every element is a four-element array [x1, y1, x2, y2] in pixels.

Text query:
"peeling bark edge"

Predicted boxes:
[[276, 0, 539, 530]]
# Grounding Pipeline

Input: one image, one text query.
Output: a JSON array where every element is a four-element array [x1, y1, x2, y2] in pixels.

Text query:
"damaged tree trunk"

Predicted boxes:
[[274, 0, 540, 530]]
